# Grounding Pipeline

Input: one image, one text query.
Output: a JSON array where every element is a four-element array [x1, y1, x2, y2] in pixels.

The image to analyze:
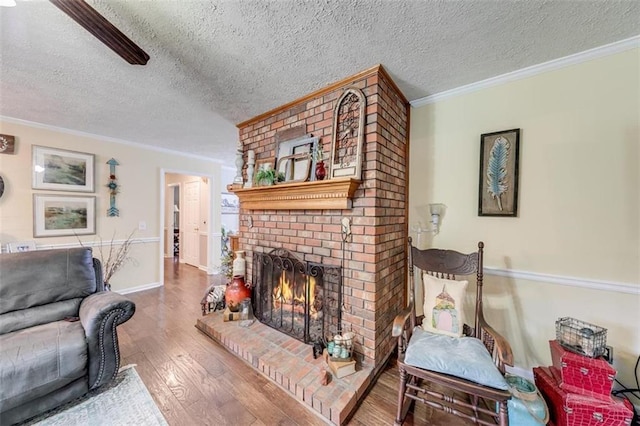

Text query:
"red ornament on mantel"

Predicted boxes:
[[225, 275, 251, 312], [315, 161, 326, 181]]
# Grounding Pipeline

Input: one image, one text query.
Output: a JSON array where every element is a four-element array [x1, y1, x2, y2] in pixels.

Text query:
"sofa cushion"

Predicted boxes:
[[0, 320, 88, 412], [0, 247, 97, 315], [0, 298, 83, 335]]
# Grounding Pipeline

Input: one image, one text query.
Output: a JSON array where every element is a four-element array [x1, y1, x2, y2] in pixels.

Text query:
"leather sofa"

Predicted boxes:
[[0, 247, 136, 424]]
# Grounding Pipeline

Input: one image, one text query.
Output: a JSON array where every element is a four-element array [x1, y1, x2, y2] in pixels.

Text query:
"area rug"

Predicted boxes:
[[21, 366, 167, 426]]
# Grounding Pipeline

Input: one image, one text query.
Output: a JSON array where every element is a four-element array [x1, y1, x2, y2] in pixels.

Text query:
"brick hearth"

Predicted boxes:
[[196, 313, 373, 425]]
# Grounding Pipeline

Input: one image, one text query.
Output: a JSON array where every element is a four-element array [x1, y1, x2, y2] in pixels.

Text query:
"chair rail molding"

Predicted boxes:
[[484, 266, 639, 295]]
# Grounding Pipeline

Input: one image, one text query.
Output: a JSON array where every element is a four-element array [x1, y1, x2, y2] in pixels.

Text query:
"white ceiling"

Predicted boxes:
[[1, 1, 638, 164]]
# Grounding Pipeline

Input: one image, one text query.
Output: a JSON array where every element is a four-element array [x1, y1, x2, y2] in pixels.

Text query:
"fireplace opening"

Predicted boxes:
[[252, 248, 342, 345]]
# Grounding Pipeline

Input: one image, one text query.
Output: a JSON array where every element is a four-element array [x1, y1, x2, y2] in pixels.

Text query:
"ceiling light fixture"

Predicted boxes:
[[0, 0, 17, 7], [49, 0, 149, 65]]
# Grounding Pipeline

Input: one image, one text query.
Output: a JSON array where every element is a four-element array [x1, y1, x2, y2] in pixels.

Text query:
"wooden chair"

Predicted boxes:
[[392, 238, 514, 425]]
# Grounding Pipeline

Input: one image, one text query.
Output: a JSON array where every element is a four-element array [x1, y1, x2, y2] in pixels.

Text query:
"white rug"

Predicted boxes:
[[22, 366, 167, 426]]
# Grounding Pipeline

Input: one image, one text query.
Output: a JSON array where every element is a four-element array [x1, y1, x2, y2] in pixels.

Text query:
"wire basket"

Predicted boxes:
[[326, 332, 355, 361], [555, 317, 607, 358]]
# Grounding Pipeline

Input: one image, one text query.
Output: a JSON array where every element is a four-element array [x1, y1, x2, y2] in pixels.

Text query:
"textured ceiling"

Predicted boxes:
[[1, 1, 638, 163]]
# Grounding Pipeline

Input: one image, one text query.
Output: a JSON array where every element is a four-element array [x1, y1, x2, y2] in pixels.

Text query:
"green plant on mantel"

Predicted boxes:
[[255, 168, 285, 186]]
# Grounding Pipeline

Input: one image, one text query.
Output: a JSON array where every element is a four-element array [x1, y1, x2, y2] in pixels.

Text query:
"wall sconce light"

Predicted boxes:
[[429, 203, 445, 235]]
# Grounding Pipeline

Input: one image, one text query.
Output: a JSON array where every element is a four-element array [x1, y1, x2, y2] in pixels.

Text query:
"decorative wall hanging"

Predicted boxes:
[[32, 146, 95, 192], [0, 134, 16, 154], [329, 87, 366, 180], [33, 194, 96, 237], [478, 128, 520, 217], [275, 135, 320, 182], [106, 158, 119, 217]]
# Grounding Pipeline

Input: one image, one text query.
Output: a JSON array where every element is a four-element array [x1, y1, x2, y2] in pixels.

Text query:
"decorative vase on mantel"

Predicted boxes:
[[225, 275, 251, 312], [315, 161, 326, 181]]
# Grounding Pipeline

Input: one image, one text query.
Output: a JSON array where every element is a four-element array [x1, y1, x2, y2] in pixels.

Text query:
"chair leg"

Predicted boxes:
[[498, 400, 508, 426], [395, 367, 408, 426]]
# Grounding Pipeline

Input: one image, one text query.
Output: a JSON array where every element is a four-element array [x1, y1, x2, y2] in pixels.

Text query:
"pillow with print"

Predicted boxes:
[[421, 272, 468, 337]]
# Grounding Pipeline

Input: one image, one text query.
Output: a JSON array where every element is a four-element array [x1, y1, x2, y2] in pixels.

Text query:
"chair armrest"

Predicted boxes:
[[392, 303, 413, 337], [478, 316, 514, 372], [79, 292, 135, 390]]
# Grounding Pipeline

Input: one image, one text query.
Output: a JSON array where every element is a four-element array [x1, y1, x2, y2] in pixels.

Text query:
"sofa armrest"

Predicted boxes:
[[79, 292, 135, 390]]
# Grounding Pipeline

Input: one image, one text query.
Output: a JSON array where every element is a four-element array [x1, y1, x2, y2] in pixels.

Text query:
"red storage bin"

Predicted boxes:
[[550, 339, 616, 401], [534, 367, 633, 426]]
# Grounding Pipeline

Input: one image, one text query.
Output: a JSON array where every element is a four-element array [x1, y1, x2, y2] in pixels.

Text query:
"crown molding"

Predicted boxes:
[[411, 35, 640, 107], [0, 116, 225, 163], [484, 266, 639, 295]]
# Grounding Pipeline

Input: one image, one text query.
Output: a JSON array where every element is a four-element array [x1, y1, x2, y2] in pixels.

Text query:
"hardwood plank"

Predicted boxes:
[[119, 258, 482, 426]]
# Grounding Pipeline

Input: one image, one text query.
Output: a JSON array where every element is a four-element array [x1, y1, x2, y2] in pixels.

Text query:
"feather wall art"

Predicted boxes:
[[486, 136, 509, 211], [478, 128, 520, 217]]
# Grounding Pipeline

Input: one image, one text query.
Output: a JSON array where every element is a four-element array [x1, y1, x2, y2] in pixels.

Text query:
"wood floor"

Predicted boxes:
[[118, 259, 475, 425]]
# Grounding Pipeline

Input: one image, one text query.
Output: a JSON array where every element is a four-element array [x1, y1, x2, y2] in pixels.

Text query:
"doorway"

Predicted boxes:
[[163, 173, 212, 270]]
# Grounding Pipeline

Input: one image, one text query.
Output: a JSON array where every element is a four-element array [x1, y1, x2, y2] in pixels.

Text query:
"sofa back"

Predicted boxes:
[[0, 247, 103, 334]]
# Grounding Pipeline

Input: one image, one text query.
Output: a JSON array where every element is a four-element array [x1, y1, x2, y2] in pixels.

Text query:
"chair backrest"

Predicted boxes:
[[408, 237, 484, 339]]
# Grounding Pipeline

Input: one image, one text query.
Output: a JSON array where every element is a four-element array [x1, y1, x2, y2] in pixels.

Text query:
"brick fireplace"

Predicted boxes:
[[198, 65, 410, 423], [236, 65, 409, 371]]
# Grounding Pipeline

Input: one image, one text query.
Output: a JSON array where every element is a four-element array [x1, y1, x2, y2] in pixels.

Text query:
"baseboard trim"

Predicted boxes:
[[484, 267, 639, 295], [115, 281, 162, 295], [505, 365, 534, 381]]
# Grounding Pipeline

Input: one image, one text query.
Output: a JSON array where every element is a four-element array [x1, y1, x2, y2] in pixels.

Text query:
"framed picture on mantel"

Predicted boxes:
[[478, 128, 520, 217]]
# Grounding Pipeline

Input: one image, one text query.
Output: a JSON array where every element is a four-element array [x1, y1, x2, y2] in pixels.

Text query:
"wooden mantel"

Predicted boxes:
[[231, 178, 361, 210]]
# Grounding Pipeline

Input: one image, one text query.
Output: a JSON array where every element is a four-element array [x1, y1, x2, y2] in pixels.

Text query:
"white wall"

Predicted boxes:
[[0, 119, 225, 291], [409, 48, 639, 397]]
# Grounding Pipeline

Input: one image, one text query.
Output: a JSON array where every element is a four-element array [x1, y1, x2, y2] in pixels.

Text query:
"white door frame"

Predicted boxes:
[[159, 168, 220, 287]]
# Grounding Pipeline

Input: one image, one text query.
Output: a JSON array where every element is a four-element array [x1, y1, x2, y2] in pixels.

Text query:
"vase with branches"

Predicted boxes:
[[78, 229, 137, 291]]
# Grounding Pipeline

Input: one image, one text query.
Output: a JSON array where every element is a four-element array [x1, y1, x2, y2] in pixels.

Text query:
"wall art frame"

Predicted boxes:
[[0, 134, 16, 154], [276, 153, 311, 183], [478, 128, 520, 217], [221, 192, 240, 214], [32, 145, 95, 192], [33, 194, 96, 237], [253, 157, 275, 186], [275, 135, 319, 182], [330, 87, 366, 180]]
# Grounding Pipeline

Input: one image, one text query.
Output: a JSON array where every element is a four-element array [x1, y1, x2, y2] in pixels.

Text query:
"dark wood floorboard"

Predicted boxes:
[[118, 258, 480, 426]]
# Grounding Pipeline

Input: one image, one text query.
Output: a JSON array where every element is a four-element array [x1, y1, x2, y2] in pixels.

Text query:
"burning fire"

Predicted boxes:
[[273, 272, 318, 316]]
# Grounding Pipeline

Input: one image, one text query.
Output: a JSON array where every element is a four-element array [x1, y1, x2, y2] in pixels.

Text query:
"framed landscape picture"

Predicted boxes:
[[33, 194, 96, 237], [478, 128, 520, 216], [32, 146, 95, 192]]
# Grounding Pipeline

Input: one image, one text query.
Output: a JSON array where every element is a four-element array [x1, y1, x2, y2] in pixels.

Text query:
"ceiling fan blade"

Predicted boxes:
[[49, 0, 149, 65]]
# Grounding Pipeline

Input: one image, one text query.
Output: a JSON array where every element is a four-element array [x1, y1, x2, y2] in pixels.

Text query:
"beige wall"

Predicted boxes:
[[409, 48, 639, 395], [0, 120, 225, 291]]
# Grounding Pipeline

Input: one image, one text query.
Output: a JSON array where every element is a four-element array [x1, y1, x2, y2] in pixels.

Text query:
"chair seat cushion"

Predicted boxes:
[[404, 327, 509, 390]]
